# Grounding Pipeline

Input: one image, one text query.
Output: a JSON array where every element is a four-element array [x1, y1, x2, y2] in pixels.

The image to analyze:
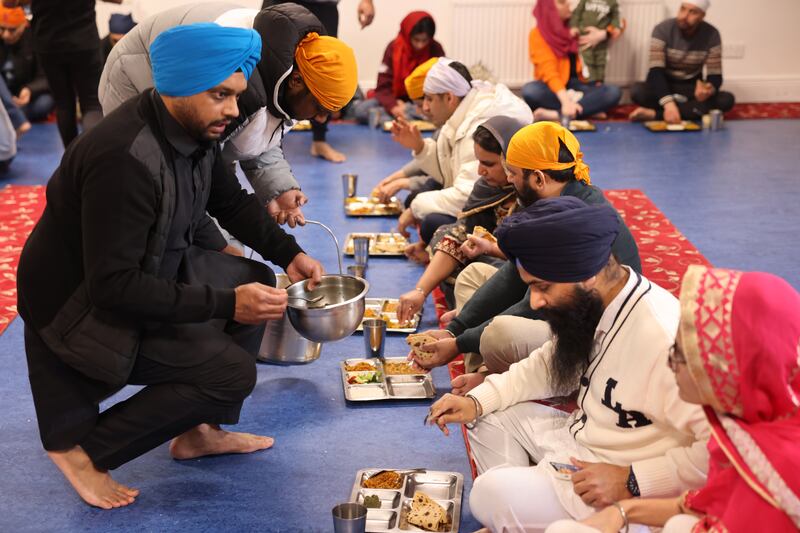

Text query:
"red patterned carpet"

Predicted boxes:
[[0, 185, 47, 335], [439, 188, 712, 478], [607, 102, 800, 121]]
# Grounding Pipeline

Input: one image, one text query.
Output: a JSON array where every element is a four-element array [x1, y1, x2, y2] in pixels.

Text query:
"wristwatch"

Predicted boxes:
[[626, 467, 641, 497]]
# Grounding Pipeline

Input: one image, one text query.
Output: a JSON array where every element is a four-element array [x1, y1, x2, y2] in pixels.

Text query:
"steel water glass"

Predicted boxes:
[[710, 109, 723, 131], [363, 319, 387, 358], [332, 503, 367, 533], [347, 264, 366, 278], [353, 236, 370, 266], [342, 173, 358, 198]]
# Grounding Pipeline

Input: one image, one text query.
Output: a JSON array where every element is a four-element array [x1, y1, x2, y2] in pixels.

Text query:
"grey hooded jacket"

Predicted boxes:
[[99, 2, 325, 205]]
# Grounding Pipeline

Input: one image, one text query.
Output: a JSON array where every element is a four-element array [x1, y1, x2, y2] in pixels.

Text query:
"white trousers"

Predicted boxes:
[[467, 403, 655, 533]]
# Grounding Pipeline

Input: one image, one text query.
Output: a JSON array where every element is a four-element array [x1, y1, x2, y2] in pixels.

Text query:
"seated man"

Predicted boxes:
[[427, 197, 709, 529], [17, 23, 323, 510], [390, 57, 532, 262], [629, 1, 734, 123], [409, 122, 640, 377], [101, 13, 136, 61], [0, 100, 15, 172], [0, 5, 53, 131], [100, 2, 357, 228]]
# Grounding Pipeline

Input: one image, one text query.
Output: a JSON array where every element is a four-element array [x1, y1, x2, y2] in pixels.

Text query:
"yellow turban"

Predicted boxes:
[[404, 57, 438, 101], [294, 32, 357, 112], [506, 122, 591, 185]]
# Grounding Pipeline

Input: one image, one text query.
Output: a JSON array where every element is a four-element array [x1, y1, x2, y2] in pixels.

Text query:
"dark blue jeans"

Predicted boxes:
[[420, 213, 456, 244], [521, 79, 621, 118]]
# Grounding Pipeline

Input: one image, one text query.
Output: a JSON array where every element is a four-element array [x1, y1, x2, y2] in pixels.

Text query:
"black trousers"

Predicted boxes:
[[24, 248, 275, 470], [420, 213, 457, 245], [265, 0, 339, 141], [37, 47, 104, 148], [630, 79, 735, 120]]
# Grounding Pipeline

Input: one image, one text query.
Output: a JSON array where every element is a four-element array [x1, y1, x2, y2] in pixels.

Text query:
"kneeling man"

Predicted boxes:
[[427, 197, 708, 530], [17, 23, 323, 509]]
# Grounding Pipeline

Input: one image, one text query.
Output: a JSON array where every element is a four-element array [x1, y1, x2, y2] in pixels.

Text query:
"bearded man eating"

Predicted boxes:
[[426, 197, 709, 531]]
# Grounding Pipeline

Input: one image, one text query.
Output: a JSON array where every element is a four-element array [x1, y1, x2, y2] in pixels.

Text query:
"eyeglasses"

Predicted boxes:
[[667, 342, 686, 373]]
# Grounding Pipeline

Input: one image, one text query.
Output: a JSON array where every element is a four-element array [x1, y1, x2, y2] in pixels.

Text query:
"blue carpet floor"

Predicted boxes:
[[1, 119, 799, 532]]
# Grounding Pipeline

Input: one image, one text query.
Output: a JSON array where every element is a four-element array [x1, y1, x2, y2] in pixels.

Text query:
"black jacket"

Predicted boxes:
[[17, 89, 303, 334]]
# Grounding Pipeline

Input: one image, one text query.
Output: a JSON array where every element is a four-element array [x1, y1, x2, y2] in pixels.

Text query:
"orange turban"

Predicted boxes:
[[404, 57, 438, 101], [294, 32, 357, 112], [0, 6, 27, 27], [506, 122, 591, 185]]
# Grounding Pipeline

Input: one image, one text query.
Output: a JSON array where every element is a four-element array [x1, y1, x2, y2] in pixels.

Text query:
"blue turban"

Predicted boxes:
[[109, 13, 136, 35], [150, 23, 262, 97], [495, 196, 620, 282]]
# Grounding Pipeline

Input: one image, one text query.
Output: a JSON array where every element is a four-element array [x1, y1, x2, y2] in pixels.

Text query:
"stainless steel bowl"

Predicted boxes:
[[286, 275, 369, 343]]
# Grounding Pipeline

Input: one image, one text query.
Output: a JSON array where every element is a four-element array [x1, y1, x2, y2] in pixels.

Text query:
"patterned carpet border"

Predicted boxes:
[[0, 185, 47, 335]]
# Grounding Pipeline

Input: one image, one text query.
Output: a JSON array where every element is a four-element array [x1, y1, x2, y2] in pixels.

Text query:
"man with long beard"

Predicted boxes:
[[426, 197, 709, 530], [408, 122, 640, 379]]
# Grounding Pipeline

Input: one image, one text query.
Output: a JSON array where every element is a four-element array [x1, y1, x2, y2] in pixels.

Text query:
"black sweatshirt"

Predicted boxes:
[[17, 90, 303, 331]]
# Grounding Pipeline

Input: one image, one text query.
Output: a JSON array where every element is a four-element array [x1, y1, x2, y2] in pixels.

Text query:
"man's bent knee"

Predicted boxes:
[[480, 316, 550, 374], [200, 345, 257, 405]]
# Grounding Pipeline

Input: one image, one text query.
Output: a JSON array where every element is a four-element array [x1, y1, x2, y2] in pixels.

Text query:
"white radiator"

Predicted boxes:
[[451, 0, 667, 88]]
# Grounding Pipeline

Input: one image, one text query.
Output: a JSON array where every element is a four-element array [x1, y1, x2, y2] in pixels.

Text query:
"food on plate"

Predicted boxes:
[[406, 333, 438, 363], [470, 225, 497, 244], [347, 371, 381, 385], [382, 300, 399, 313], [407, 491, 448, 531], [363, 308, 380, 319], [345, 361, 376, 372], [384, 361, 423, 375], [363, 494, 381, 508], [383, 314, 415, 329], [363, 470, 402, 489]]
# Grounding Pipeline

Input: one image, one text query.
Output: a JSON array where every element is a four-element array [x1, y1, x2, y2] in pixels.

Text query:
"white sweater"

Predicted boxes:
[[469, 269, 709, 498], [409, 82, 532, 219]]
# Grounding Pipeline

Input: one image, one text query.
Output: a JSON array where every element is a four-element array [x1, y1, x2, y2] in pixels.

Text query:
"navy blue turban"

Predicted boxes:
[[109, 13, 136, 35], [495, 196, 620, 282], [150, 23, 262, 97]]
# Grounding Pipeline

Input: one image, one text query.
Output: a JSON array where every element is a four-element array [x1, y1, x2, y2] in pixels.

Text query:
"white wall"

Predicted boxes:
[[96, 0, 800, 102]]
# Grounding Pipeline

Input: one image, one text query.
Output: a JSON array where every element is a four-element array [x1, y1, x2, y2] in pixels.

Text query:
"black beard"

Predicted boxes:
[[538, 286, 605, 395], [515, 179, 541, 207]]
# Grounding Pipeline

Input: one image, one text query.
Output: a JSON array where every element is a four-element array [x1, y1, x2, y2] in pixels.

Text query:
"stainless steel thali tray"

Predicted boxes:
[[357, 298, 420, 333], [345, 196, 403, 217], [344, 233, 408, 256], [340, 358, 435, 401], [349, 468, 463, 532]]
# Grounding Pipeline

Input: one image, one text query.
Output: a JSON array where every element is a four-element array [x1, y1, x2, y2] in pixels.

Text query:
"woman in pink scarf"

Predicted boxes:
[[522, 0, 620, 122], [547, 264, 800, 532]]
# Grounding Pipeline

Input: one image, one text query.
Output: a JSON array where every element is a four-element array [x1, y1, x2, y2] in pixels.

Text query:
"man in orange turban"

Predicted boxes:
[[100, 3, 358, 229]]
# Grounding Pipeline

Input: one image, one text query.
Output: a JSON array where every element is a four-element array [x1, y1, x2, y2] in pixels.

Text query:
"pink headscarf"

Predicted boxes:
[[532, 0, 578, 58], [679, 266, 800, 532]]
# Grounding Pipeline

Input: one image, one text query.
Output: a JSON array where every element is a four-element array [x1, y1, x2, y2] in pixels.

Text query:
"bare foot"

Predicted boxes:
[[533, 108, 560, 122], [47, 446, 139, 509], [169, 423, 274, 460], [16, 121, 31, 136], [591, 112, 608, 120], [310, 141, 346, 163], [404, 242, 430, 265], [628, 107, 656, 122]]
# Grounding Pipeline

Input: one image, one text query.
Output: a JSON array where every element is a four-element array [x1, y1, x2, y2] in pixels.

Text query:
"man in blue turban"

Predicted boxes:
[[17, 22, 324, 510], [425, 196, 708, 532]]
